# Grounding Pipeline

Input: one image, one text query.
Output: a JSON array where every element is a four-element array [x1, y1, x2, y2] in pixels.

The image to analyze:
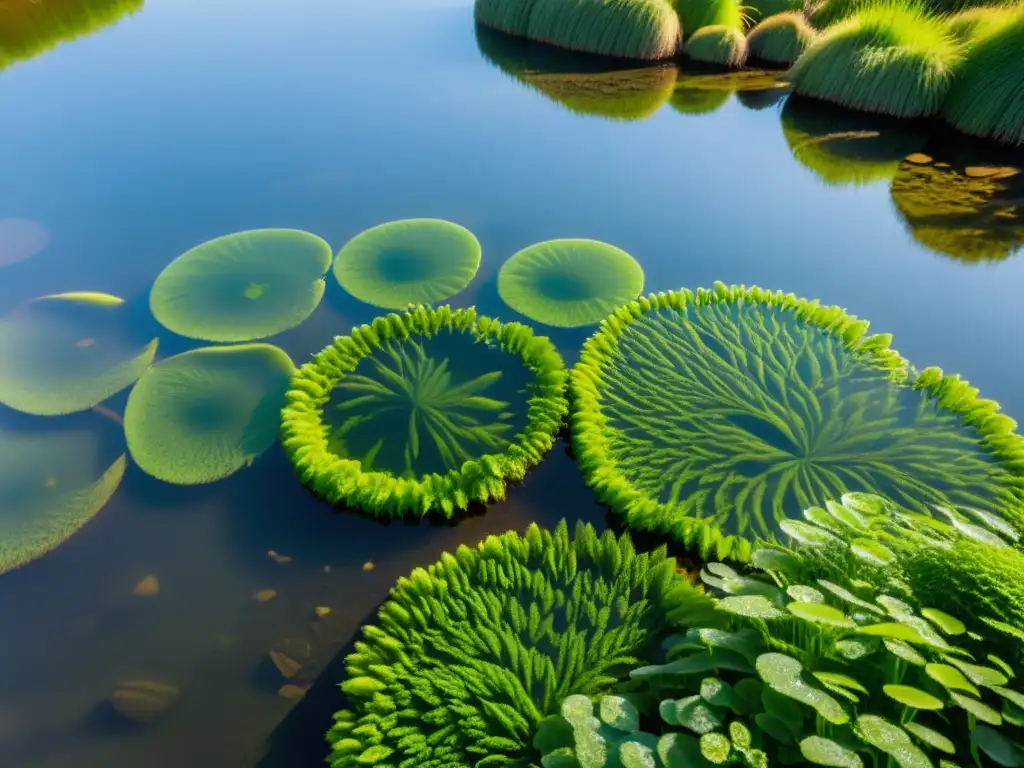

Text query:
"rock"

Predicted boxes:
[[905, 153, 932, 165], [965, 165, 1020, 180], [323, 565, 331, 574], [269, 650, 301, 679], [362, 561, 375, 572], [110, 680, 179, 724], [267, 550, 292, 565], [315, 606, 331, 618], [277, 684, 308, 700], [253, 589, 277, 602], [133, 575, 160, 597]]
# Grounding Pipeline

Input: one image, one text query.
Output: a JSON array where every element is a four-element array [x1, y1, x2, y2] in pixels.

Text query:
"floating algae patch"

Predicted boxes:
[[0, 292, 158, 416], [475, 25, 678, 121], [782, 96, 927, 187], [0, 0, 142, 71], [327, 520, 702, 767], [124, 344, 295, 485], [150, 228, 333, 343], [281, 306, 567, 518], [570, 284, 1024, 562], [333, 219, 481, 311], [890, 150, 1024, 262], [498, 238, 644, 328], [0, 408, 126, 574]]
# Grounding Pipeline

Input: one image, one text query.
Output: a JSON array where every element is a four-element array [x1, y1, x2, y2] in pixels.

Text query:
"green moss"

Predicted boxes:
[[890, 155, 1024, 262], [150, 228, 332, 343], [474, 0, 541, 36], [124, 344, 294, 485], [0, 0, 142, 71], [0, 410, 126, 574], [675, 0, 746, 38], [327, 520, 709, 767], [520, 0, 682, 60], [570, 283, 1024, 562], [782, 95, 927, 186], [476, 25, 678, 121], [747, 11, 817, 65], [497, 239, 644, 328], [0, 292, 158, 416], [281, 305, 567, 519], [789, 1, 964, 118], [333, 219, 481, 311], [685, 25, 748, 68], [943, 11, 1024, 146]]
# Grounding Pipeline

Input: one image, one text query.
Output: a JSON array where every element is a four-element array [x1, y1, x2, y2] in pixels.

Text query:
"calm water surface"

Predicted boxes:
[[2, 0, 1024, 765]]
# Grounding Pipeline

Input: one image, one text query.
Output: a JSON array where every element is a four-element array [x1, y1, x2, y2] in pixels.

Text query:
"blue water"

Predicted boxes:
[[1, 0, 1023, 765]]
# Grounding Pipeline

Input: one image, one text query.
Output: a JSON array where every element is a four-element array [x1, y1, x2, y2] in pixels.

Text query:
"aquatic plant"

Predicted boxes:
[[326, 520, 709, 767], [541, 554, 1024, 768], [0, 410, 126, 574], [946, 4, 1023, 42], [0, 0, 142, 71], [497, 239, 644, 328], [943, 11, 1024, 146], [685, 25, 748, 68], [675, 0, 746, 39], [474, 0, 541, 36], [0, 292, 158, 416], [0, 218, 49, 268], [150, 228, 332, 343], [475, 25, 678, 121], [520, 0, 682, 60], [890, 154, 1024, 262], [789, 2, 964, 118], [570, 283, 1024, 562], [781, 95, 927, 186], [281, 305, 567, 518], [124, 344, 295, 485], [333, 219, 481, 311], [746, 12, 817, 65]]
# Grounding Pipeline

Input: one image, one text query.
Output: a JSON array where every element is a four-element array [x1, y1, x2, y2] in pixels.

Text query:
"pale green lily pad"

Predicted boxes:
[[620, 734, 660, 768], [780, 518, 837, 546], [836, 637, 878, 660], [904, 722, 955, 754], [826, 498, 869, 530], [926, 663, 979, 696], [814, 672, 868, 694], [800, 735, 863, 767], [994, 687, 1024, 709], [850, 537, 896, 565], [885, 639, 926, 665], [719, 595, 786, 619], [959, 504, 1020, 543], [700, 733, 731, 764], [700, 678, 735, 709], [854, 715, 931, 768], [858, 623, 927, 644], [561, 694, 597, 727], [989, 656, 1015, 679], [788, 585, 825, 603], [818, 580, 884, 615], [947, 658, 1009, 688], [729, 721, 751, 750], [600, 696, 639, 732], [951, 692, 1002, 724], [922, 608, 966, 635], [675, 695, 725, 734], [877, 595, 916, 619], [972, 725, 1024, 767], [883, 684, 944, 710], [750, 547, 802, 573], [756, 653, 848, 724], [788, 601, 856, 628]]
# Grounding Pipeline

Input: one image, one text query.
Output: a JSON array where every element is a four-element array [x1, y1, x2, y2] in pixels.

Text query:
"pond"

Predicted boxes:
[[1, 0, 1023, 766]]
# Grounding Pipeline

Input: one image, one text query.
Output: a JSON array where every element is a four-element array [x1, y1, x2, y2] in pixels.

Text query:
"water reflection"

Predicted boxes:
[[673, 66, 791, 115]]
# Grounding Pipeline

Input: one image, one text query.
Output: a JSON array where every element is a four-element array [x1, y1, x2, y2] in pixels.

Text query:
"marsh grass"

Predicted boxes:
[[474, 0, 541, 36], [741, 0, 804, 25], [789, 0, 964, 117], [746, 11, 817, 64], [674, 0, 747, 37], [522, 0, 682, 60], [685, 24, 749, 67], [946, 4, 1023, 42]]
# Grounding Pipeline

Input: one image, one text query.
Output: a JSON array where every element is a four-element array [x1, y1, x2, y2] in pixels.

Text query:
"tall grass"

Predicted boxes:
[[746, 10, 817, 64], [789, 0, 964, 117], [523, 0, 682, 59], [943, 10, 1024, 145], [672, 0, 746, 37], [742, 0, 804, 25], [684, 24, 748, 66], [946, 4, 1022, 42]]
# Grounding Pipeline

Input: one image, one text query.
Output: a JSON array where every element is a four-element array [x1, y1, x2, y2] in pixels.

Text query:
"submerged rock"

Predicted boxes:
[[133, 575, 160, 597], [269, 650, 301, 679], [267, 550, 292, 564], [110, 680, 179, 724], [277, 684, 308, 700], [315, 606, 331, 618], [361, 561, 375, 572], [253, 588, 277, 602]]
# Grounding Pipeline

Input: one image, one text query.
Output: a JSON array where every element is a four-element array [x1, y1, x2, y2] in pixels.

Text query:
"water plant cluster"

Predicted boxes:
[[474, 0, 1024, 147]]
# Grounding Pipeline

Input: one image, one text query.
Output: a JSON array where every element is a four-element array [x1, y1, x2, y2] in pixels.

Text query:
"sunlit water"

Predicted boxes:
[[1, 0, 1024, 765]]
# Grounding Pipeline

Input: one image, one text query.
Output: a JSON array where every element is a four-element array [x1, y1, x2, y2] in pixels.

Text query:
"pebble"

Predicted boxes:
[[362, 561, 375, 572], [905, 153, 932, 164], [133, 575, 160, 597], [315, 606, 331, 618], [269, 651, 301, 679], [110, 680, 180, 724], [253, 589, 277, 602], [267, 550, 293, 565], [965, 166, 1020, 180], [277, 684, 308, 700]]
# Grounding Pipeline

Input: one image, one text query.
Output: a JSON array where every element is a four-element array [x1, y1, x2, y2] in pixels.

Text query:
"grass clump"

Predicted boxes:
[[789, 1, 964, 118], [744, 0, 804, 25], [685, 25, 749, 68], [943, 11, 1024, 146], [570, 283, 1024, 563], [281, 305, 567, 519], [747, 11, 817, 65], [947, 4, 1023, 42], [327, 520, 708, 767], [474, 0, 541, 36], [675, 0, 746, 38], [519, 0, 682, 60]]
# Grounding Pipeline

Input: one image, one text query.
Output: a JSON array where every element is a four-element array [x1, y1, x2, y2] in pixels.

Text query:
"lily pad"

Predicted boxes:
[[674, 695, 725, 734], [885, 639, 926, 666], [850, 537, 896, 565], [600, 696, 639, 732], [854, 715, 931, 768], [787, 601, 856, 628], [858, 623, 927, 644], [755, 653, 848, 724], [719, 595, 786, 619], [904, 722, 955, 754], [925, 663, 979, 696], [700, 733, 731, 764], [787, 585, 825, 603], [800, 735, 863, 767], [951, 692, 1002, 724], [882, 684, 944, 710], [921, 608, 966, 635]]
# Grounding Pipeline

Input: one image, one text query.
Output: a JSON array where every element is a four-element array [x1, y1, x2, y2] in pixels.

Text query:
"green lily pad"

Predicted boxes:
[[926, 663, 979, 696], [800, 735, 863, 767], [836, 638, 878, 660], [533, 715, 576, 754], [858, 623, 927, 644], [826, 498, 870, 530], [989, 656, 1015, 679], [854, 715, 931, 768], [947, 658, 1009, 688], [756, 653, 848, 724], [951, 692, 1002, 724], [788, 601, 856, 628], [600, 696, 639, 732], [700, 678, 736, 709], [719, 595, 786, 619], [921, 608, 966, 635], [657, 733, 705, 768], [787, 585, 826, 603], [818, 581, 885, 615], [813, 672, 868, 694], [561, 695, 597, 727], [620, 735, 660, 768], [700, 733, 732, 764], [675, 695, 725, 734], [904, 722, 955, 754], [850, 537, 896, 565], [877, 595, 916, 619], [729, 721, 752, 750], [883, 685, 944, 710], [632, 649, 754, 678], [780, 518, 838, 546], [885, 639, 926, 665], [994, 687, 1024, 709]]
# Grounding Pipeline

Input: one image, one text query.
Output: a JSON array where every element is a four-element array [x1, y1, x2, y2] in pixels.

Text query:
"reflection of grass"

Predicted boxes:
[[671, 68, 790, 114], [0, 0, 143, 71]]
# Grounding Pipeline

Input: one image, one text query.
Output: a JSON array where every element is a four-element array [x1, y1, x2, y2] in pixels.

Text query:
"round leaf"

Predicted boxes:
[[921, 608, 966, 635], [854, 715, 931, 768], [756, 653, 849, 724], [719, 595, 786, 619], [800, 736, 863, 767], [700, 733, 732, 764], [883, 685, 944, 710], [904, 722, 955, 755], [600, 695, 640, 733], [926, 663, 980, 696], [788, 601, 856, 628]]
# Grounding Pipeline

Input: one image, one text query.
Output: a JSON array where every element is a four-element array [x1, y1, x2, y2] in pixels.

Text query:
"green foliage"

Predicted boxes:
[[0, 410, 126, 574], [570, 283, 1024, 563], [782, 95, 927, 187], [746, 12, 817, 65], [942, 10, 1024, 146], [685, 25, 748, 68], [743, 0, 804, 25], [789, 1, 964, 118], [889, 154, 1024, 262], [327, 520, 710, 768], [0, 0, 142, 71], [674, 0, 746, 39], [946, 5, 1023, 43], [543, 556, 1024, 767], [475, 25, 679, 122], [149, 228, 332, 343], [125, 344, 294, 485], [333, 219, 481, 311], [494, 0, 683, 61], [498, 239, 645, 329], [281, 305, 567, 519], [0, 292, 158, 416]]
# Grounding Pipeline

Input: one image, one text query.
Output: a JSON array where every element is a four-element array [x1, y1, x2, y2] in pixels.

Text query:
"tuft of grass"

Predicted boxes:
[[742, 0, 804, 25], [746, 11, 817, 64], [789, 0, 965, 117], [943, 11, 1024, 146], [673, 0, 747, 37], [474, 0, 542, 37], [521, 0, 682, 60], [946, 4, 1023, 43], [685, 24, 749, 67]]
